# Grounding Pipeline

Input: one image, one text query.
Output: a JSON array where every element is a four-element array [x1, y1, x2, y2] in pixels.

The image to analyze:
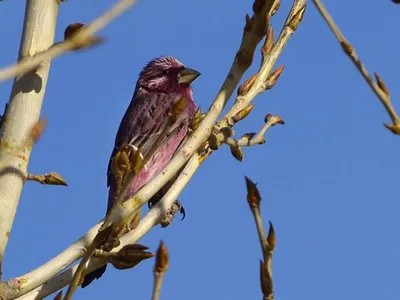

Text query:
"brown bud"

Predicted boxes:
[[64, 23, 85, 40], [264, 113, 273, 123], [245, 176, 261, 208], [232, 104, 255, 123], [155, 241, 169, 273], [238, 73, 258, 96], [265, 65, 285, 90], [230, 145, 244, 162], [43, 172, 68, 186], [64, 23, 104, 50], [267, 221, 276, 251], [340, 41, 354, 56], [220, 127, 234, 138], [374, 73, 390, 96], [110, 244, 154, 270], [261, 26, 274, 57], [288, 5, 306, 31], [242, 132, 257, 141], [208, 133, 220, 150]]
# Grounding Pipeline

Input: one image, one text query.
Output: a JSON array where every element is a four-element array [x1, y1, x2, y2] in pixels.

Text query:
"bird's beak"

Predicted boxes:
[[178, 67, 201, 85]]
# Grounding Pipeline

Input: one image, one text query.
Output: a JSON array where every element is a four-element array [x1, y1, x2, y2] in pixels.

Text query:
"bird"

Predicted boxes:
[[81, 56, 200, 288]]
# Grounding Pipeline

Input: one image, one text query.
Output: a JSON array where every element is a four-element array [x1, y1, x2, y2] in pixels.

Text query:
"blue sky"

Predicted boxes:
[[1, 1, 399, 299]]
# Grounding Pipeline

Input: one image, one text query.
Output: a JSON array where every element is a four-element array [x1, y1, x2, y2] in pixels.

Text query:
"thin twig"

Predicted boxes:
[[226, 114, 285, 148], [245, 176, 275, 300], [0, 0, 139, 83], [312, 0, 400, 134], [218, 1, 306, 128]]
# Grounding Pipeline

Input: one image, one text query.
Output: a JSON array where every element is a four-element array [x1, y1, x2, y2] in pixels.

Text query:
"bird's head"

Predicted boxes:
[[138, 56, 200, 93]]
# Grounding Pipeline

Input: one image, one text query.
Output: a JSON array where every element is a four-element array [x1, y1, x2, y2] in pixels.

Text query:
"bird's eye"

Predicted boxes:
[[161, 69, 170, 76]]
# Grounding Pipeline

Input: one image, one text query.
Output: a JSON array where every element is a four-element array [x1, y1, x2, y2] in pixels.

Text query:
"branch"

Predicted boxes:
[[312, 0, 400, 134], [218, 0, 306, 129], [26, 172, 68, 186], [0, 0, 59, 277], [105, 0, 280, 235], [229, 114, 285, 147], [94, 244, 154, 270], [16, 153, 201, 300], [7, 1, 307, 298], [151, 241, 169, 300], [0, 0, 139, 84], [245, 177, 275, 300], [62, 97, 186, 300], [224, 114, 284, 162]]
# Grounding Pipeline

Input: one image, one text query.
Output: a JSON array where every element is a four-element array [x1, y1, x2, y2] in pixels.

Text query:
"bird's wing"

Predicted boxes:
[[106, 89, 183, 197]]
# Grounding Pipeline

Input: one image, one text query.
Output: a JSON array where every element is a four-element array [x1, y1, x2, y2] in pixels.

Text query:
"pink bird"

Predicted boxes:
[[82, 56, 200, 287]]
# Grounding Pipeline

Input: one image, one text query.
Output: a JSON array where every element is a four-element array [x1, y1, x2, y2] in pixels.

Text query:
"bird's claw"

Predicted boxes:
[[159, 200, 186, 227], [179, 203, 186, 221], [102, 235, 121, 252]]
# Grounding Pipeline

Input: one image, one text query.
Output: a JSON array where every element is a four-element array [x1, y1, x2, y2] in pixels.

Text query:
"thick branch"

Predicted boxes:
[[0, 0, 59, 271]]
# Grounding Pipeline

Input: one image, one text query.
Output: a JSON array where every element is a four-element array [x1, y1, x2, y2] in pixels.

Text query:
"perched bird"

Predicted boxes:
[[81, 56, 200, 288]]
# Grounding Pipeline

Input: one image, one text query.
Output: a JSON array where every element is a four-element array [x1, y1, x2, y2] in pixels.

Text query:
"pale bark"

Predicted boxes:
[[0, 0, 59, 266], [2, 0, 307, 299]]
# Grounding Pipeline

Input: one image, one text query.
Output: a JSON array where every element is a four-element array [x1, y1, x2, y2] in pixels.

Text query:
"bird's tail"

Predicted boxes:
[[81, 180, 117, 288], [81, 265, 107, 288]]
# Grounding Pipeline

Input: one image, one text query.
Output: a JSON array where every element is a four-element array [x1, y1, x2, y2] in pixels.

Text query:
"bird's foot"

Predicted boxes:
[[159, 200, 186, 228], [102, 235, 121, 252]]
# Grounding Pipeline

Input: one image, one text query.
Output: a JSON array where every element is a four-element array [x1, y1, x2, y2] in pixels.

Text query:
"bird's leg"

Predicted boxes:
[[102, 211, 141, 252], [159, 199, 186, 228]]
